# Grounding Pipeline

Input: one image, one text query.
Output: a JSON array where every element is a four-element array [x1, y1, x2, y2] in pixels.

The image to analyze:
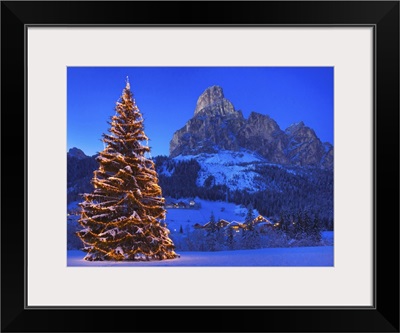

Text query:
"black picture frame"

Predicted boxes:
[[1, 1, 399, 332]]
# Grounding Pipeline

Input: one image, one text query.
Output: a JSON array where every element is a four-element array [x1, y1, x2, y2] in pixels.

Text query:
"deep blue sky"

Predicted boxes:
[[68, 67, 333, 157]]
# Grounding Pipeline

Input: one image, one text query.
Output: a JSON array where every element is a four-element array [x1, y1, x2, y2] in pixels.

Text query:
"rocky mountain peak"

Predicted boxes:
[[285, 121, 305, 134], [248, 112, 280, 131], [170, 86, 333, 169], [194, 85, 235, 116], [68, 147, 88, 159]]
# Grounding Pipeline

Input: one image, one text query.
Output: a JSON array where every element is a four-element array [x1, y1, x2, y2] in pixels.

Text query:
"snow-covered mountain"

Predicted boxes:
[[154, 151, 333, 222], [170, 85, 333, 169], [67, 85, 333, 224]]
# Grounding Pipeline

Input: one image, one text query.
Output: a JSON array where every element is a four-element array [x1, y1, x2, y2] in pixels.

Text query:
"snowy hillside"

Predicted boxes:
[[174, 150, 283, 192]]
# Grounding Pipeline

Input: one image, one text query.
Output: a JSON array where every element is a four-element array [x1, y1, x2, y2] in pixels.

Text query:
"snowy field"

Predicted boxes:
[[68, 198, 333, 267], [67, 245, 333, 267], [164, 198, 259, 233]]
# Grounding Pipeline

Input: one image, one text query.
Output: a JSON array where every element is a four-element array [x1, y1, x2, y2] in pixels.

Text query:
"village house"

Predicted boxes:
[[193, 215, 275, 233], [165, 198, 198, 210]]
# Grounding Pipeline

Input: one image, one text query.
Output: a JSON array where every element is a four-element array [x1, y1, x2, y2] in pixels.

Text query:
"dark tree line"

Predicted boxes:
[[68, 154, 333, 231], [170, 208, 328, 252], [153, 156, 333, 230], [275, 210, 323, 246], [67, 154, 98, 203], [155, 156, 201, 198]]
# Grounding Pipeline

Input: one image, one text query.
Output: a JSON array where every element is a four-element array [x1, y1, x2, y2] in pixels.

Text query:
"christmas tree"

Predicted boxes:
[[77, 78, 178, 261]]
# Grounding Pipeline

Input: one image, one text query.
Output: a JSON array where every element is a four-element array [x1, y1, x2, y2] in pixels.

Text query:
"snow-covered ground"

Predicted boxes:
[[67, 245, 333, 267], [164, 198, 259, 233], [321, 231, 334, 246], [68, 197, 260, 232]]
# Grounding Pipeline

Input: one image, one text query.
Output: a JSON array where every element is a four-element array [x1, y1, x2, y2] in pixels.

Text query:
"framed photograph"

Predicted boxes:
[[2, 1, 399, 332]]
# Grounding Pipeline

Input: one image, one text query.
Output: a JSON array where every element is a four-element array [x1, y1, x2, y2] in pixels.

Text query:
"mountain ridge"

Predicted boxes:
[[170, 85, 333, 169]]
